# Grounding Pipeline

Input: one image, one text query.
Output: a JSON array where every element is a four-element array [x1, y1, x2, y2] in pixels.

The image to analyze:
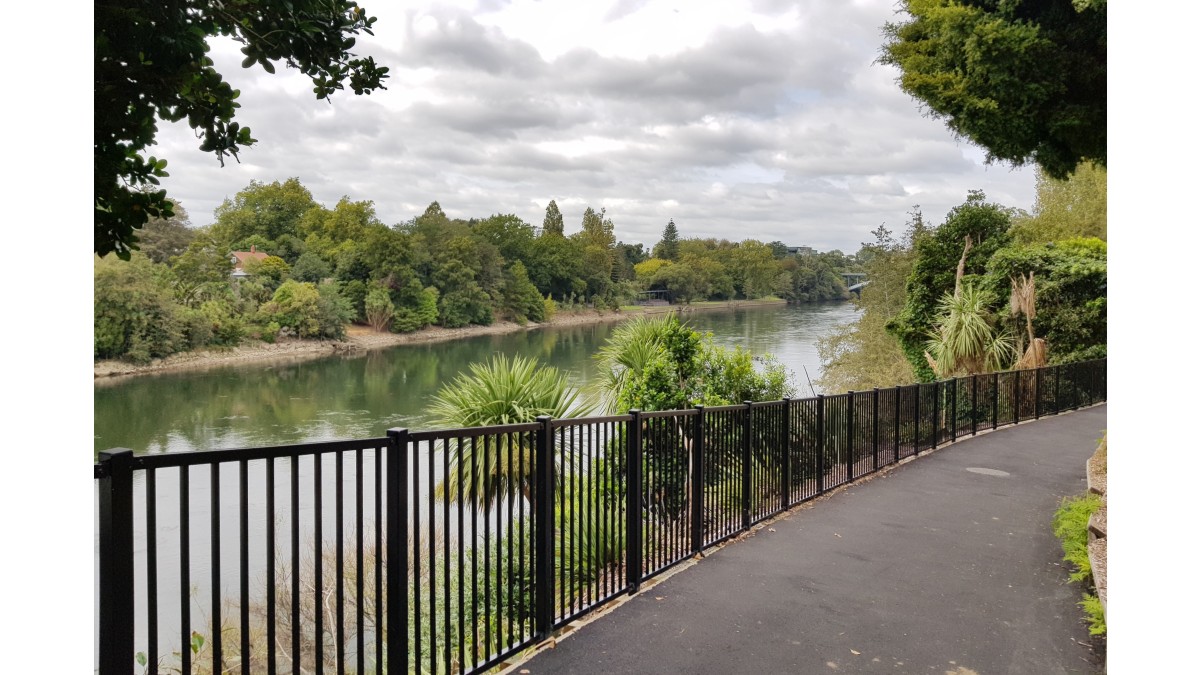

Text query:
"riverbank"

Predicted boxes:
[[94, 298, 789, 380]]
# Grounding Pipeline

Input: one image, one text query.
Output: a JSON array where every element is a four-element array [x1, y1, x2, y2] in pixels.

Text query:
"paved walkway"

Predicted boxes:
[[519, 405, 1107, 675]]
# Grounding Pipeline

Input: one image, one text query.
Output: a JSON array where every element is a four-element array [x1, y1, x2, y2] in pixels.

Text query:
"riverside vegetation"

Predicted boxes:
[[816, 163, 1107, 392], [95, 180, 855, 365]]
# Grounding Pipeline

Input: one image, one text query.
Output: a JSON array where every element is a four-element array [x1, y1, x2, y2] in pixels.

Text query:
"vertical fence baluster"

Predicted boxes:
[[98, 449, 135, 675]]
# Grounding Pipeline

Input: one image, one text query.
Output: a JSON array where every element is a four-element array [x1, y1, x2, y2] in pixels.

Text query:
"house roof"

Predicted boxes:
[[231, 246, 269, 269]]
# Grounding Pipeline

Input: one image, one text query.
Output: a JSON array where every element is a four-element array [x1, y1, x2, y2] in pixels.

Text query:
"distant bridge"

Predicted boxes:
[[841, 272, 868, 295]]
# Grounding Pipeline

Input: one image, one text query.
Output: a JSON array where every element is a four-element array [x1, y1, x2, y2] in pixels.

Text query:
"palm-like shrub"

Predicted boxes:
[[592, 316, 679, 412], [427, 354, 595, 511], [925, 283, 1015, 377]]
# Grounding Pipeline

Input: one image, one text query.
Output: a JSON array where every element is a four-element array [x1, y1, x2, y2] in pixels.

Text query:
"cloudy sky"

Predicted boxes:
[[154, 0, 1037, 253]]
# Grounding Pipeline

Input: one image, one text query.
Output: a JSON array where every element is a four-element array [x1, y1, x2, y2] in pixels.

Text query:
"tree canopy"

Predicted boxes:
[[95, 0, 389, 258], [879, 0, 1106, 179]]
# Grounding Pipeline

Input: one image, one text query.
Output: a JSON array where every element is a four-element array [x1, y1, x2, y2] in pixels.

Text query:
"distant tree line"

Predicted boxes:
[[95, 178, 854, 363]]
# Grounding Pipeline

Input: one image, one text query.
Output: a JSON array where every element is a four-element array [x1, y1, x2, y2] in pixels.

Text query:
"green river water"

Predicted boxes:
[[94, 303, 858, 458]]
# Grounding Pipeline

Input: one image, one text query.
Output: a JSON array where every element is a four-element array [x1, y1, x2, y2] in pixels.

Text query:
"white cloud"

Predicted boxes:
[[154, 0, 1036, 252]]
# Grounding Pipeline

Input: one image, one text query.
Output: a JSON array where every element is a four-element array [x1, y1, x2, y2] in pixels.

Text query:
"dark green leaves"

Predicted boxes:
[[95, 1, 390, 257], [879, 0, 1106, 179]]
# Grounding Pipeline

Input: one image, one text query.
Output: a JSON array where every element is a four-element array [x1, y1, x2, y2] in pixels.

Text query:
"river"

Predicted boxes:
[[94, 302, 858, 458]]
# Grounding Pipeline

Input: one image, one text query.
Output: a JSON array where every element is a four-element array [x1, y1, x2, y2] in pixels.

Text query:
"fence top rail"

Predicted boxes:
[[550, 414, 633, 429], [642, 408, 700, 420], [99, 436, 393, 472], [409, 421, 542, 443], [748, 399, 788, 409], [700, 403, 747, 413]]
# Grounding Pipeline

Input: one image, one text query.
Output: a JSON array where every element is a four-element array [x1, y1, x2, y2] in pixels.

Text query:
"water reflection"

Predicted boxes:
[[95, 303, 858, 458]]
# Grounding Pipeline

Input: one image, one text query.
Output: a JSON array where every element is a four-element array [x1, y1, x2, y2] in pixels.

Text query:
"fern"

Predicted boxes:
[[1079, 593, 1106, 636], [1052, 493, 1101, 581]]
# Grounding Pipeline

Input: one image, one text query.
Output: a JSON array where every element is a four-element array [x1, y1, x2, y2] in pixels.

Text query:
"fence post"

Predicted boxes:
[[626, 410, 643, 593], [742, 401, 753, 530], [691, 405, 706, 555], [534, 415, 556, 634], [846, 392, 855, 481], [1088, 361, 1095, 407], [816, 395, 826, 494], [385, 429, 408, 673], [98, 449, 135, 675], [872, 389, 880, 472], [781, 398, 792, 510]]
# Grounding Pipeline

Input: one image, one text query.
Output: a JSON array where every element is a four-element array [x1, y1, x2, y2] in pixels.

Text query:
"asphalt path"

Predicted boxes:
[[517, 404, 1107, 675]]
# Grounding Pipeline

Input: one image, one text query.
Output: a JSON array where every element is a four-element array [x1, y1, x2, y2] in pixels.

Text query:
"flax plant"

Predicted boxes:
[[925, 283, 1015, 377], [591, 316, 676, 413], [428, 354, 595, 513]]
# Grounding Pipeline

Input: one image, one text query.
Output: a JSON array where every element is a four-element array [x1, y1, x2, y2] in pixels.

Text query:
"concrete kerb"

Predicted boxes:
[[494, 402, 1107, 675]]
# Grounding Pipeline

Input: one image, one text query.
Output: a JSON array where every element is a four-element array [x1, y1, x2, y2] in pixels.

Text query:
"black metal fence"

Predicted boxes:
[[95, 359, 1106, 674]]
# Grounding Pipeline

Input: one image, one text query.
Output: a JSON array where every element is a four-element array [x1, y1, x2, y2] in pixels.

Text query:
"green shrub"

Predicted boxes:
[[94, 253, 185, 362], [199, 299, 246, 346]]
